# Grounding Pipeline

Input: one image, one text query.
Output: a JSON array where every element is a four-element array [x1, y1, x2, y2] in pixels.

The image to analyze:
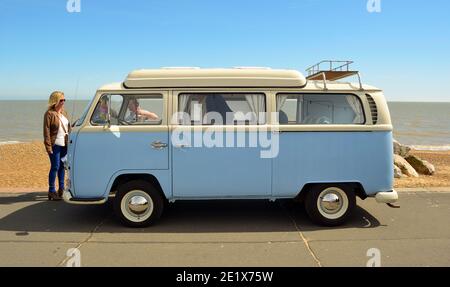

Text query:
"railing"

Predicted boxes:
[[305, 60, 354, 77]]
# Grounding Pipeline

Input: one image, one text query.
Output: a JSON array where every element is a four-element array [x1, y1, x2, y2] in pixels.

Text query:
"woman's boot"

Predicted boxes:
[[48, 192, 61, 201]]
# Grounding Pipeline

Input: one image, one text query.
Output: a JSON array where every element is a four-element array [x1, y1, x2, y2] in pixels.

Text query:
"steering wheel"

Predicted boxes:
[[316, 116, 331, 124]]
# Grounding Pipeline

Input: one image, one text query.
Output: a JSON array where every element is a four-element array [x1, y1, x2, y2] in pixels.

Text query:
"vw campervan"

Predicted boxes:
[[65, 62, 398, 227]]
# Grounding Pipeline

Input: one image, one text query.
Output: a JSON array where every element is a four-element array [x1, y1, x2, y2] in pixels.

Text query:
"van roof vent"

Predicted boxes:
[[365, 94, 378, 124]]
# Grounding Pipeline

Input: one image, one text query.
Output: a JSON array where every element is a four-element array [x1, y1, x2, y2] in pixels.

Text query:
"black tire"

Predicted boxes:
[[113, 180, 164, 227], [304, 184, 356, 226]]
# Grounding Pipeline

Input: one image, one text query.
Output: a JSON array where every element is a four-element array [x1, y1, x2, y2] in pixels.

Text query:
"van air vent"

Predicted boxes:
[[365, 94, 378, 124]]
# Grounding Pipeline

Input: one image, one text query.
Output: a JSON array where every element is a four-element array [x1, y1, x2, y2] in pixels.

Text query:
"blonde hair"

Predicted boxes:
[[48, 91, 65, 111]]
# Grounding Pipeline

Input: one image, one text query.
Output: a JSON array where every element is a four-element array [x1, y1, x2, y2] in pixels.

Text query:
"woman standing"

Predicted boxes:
[[43, 91, 71, 201]]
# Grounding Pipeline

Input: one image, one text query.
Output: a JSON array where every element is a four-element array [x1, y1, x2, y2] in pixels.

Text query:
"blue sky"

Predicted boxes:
[[0, 0, 449, 101]]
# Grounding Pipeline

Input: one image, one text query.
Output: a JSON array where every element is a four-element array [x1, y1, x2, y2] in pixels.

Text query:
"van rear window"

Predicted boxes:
[[276, 93, 365, 125]]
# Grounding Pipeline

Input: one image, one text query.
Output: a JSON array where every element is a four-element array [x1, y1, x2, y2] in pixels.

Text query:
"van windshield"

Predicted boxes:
[[74, 98, 94, 127]]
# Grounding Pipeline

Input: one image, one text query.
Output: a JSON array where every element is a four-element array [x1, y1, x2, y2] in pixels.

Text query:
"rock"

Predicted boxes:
[[393, 139, 411, 157], [394, 165, 403, 178], [394, 154, 419, 177], [405, 155, 435, 175]]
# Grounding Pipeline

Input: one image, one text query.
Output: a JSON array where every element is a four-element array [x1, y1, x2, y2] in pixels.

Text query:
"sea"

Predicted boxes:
[[0, 100, 449, 150]]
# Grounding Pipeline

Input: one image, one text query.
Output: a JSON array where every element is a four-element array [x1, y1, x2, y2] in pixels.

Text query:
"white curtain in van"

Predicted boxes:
[[178, 94, 192, 124], [346, 95, 363, 123], [276, 95, 288, 111], [245, 94, 265, 124]]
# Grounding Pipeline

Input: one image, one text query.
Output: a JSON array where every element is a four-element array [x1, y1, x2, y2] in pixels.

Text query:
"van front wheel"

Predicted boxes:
[[305, 185, 355, 226], [114, 180, 164, 227]]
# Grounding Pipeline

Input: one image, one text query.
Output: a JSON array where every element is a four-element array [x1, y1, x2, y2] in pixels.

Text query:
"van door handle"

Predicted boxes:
[[151, 141, 167, 149]]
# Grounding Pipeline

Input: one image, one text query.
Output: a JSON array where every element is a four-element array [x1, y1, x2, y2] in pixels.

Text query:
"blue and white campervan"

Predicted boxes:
[[65, 61, 398, 227]]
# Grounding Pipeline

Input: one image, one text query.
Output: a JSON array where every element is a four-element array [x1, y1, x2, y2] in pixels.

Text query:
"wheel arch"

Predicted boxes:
[[108, 173, 168, 201], [295, 182, 367, 202]]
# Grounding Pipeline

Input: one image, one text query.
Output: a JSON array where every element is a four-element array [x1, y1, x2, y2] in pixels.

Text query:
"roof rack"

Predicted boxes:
[[305, 60, 363, 90]]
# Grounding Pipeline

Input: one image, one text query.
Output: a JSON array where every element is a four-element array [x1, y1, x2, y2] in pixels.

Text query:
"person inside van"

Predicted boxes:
[[92, 96, 118, 124], [125, 97, 159, 123]]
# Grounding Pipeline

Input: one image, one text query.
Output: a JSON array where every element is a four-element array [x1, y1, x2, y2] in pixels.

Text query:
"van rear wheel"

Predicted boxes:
[[305, 185, 355, 226], [114, 180, 164, 227]]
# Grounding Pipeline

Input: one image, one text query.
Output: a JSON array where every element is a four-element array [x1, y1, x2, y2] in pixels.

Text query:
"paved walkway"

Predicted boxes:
[[0, 190, 449, 266]]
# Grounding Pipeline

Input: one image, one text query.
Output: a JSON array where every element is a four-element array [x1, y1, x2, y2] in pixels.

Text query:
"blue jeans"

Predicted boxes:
[[48, 145, 67, 193]]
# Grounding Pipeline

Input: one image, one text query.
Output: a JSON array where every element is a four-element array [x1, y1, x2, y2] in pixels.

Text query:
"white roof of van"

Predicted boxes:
[[98, 80, 381, 92], [123, 67, 307, 88]]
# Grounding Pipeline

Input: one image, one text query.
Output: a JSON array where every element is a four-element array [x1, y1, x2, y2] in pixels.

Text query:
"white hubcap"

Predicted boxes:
[[121, 190, 154, 223], [317, 187, 349, 220]]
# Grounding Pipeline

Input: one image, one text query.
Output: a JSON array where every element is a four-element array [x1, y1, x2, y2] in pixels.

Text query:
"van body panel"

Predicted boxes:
[[67, 127, 80, 194], [272, 131, 393, 197], [171, 130, 272, 198], [72, 129, 169, 198]]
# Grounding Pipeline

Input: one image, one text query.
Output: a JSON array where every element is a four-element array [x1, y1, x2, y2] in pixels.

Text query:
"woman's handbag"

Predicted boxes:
[[58, 115, 69, 146]]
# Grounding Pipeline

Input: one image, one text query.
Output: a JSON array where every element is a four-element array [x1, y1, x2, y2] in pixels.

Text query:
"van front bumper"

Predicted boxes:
[[374, 189, 398, 204], [63, 189, 107, 205]]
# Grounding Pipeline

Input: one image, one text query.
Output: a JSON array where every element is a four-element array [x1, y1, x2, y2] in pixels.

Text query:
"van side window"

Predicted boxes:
[[91, 95, 123, 125], [122, 95, 163, 125], [277, 93, 365, 125], [178, 93, 266, 125]]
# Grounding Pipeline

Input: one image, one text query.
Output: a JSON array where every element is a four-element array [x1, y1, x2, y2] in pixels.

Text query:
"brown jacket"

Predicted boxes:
[[43, 109, 72, 153]]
